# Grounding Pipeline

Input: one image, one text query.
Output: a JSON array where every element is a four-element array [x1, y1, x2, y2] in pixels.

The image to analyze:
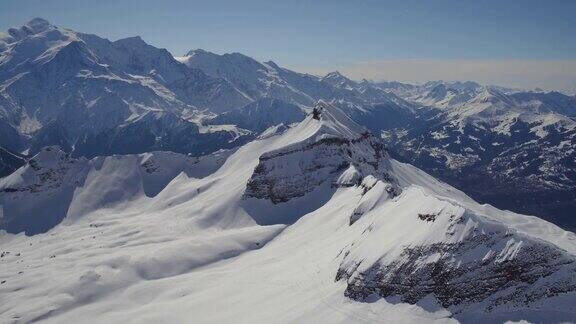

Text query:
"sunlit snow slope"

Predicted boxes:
[[1, 102, 576, 323]]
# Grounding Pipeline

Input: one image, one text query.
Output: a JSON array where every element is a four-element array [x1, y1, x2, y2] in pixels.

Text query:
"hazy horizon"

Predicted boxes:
[[2, 0, 575, 93]]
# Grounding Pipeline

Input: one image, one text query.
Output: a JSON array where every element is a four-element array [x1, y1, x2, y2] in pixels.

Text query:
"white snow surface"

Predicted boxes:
[[1, 103, 576, 323]]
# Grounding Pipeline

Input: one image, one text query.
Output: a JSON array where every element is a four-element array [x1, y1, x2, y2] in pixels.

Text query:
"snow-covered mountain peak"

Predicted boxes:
[[186, 47, 215, 57], [262, 60, 281, 69], [323, 70, 345, 79], [182, 48, 260, 65], [0, 21, 258, 155], [309, 100, 368, 140], [331, 70, 344, 76], [22, 17, 53, 34], [1, 18, 76, 69], [112, 35, 148, 48], [184, 48, 202, 56], [178, 49, 265, 77], [242, 100, 395, 222], [473, 86, 511, 105], [4, 17, 55, 41], [322, 71, 356, 89], [1, 20, 73, 57], [181, 49, 257, 64]]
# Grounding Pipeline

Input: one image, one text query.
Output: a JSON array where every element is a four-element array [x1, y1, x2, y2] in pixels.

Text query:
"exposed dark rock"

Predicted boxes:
[[245, 133, 393, 204], [418, 213, 438, 222], [337, 214, 576, 315]]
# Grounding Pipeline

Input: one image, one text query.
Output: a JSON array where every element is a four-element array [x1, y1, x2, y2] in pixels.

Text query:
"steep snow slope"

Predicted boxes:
[[1, 102, 576, 323], [0, 147, 234, 234]]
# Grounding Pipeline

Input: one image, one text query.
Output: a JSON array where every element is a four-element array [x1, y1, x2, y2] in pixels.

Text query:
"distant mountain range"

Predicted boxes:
[[1, 18, 575, 232]]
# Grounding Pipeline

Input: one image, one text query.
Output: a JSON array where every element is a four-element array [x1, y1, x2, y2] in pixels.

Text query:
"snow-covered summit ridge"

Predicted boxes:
[[14, 17, 53, 35], [253, 101, 375, 163], [244, 101, 398, 222], [306, 100, 368, 140], [321, 71, 357, 89], [2, 18, 55, 43]]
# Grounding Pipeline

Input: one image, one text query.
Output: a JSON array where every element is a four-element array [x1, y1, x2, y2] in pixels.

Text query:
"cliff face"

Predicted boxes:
[[335, 185, 576, 320], [244, 133, 394, 204]]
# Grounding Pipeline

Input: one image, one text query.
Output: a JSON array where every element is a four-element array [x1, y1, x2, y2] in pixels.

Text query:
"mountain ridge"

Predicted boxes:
[[1, 103, 576, 322]]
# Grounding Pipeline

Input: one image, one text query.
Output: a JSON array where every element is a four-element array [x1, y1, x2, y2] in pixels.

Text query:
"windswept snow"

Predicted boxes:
[[1, 103, 576, 323]]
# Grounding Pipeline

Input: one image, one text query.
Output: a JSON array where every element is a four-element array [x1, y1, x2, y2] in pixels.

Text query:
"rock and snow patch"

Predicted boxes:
[[335, 164, 362, 188], [349, 177, 396, 225]]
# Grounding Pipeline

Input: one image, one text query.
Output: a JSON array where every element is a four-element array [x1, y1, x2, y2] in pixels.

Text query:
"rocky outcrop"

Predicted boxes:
[[336, 207, 576, 316], [244, 132, 395, 204], [1, 146, 86, 193]]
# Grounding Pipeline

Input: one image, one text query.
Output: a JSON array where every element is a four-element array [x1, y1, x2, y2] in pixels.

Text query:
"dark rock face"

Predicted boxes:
[[244, 133, 391, 204], [0, 146, 25, 178], [28, 121, 72, 155], [341, 239, 576, 310], [0, 118, 23, 152], [336, 211, 576, 315], [418, 213, 437, 222]]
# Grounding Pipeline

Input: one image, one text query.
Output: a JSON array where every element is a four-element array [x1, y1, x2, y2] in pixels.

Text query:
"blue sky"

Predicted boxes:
[[1, 0, 575, 92]]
